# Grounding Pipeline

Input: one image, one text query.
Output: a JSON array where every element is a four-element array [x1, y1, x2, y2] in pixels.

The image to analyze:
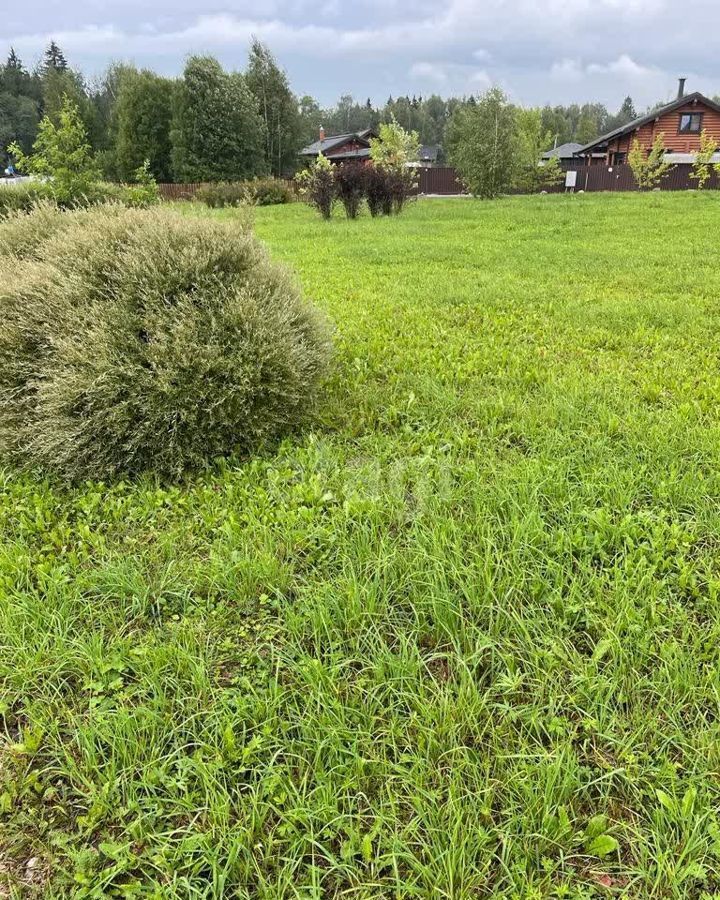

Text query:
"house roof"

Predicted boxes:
[[541, 142, 583, 160], [576, 92, 720, 154], [331, 148, 372, 159], [418, 144, 442, 161], [299, 128, 376, 157]]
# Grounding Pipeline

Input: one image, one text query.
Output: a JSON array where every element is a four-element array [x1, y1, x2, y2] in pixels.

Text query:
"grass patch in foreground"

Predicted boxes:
[[3, 193, 720, 897]]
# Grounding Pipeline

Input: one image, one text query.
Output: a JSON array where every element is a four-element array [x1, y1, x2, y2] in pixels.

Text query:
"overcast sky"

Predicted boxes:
[[3, 0, 718, 110]]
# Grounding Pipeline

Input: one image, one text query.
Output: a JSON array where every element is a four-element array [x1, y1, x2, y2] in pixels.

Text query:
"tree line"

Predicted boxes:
[[0, 40, 303, 183], [306, 94, 642, 151], [3, 40, 718, 184]]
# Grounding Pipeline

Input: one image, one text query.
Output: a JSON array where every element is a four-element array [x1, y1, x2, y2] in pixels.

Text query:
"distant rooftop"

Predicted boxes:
[[300, 129, 375, 157], [541, 142, 583, 160], [418, 144, 442, 162]]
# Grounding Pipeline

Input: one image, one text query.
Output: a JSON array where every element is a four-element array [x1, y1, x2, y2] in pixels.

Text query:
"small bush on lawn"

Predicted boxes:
[[388, 168, 416, 214], [334, 163, 365, 219], [295, 155, 335, 219], [364, 165, 394, 217], [196, 178, 292, 208], [249, 176, 294, 206], [0, 205, 332, 480], [195, 182, 245, 208], [369, 118, 419, 214], [122, 160, 161, 207]]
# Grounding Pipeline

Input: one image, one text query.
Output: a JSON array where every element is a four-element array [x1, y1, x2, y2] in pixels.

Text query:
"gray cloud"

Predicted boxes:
[[4, 0, 718, 107]]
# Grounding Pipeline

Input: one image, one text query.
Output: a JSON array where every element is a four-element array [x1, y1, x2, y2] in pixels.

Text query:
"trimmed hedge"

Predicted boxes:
[[196, 177, 294, 208], [0, 205, 332, 480]]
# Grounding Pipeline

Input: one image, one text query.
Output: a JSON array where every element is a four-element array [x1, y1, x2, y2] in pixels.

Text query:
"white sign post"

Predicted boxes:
[[565, 170, 577, 191]]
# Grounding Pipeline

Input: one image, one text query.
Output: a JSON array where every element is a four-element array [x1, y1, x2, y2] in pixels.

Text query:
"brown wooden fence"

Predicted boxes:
[[158, 172, 469, 200], [158, 182, 207, 201], [544, 163, 720, 193], [158, 163, 719, 202], [415, 164, 720, 195], [158, 174, 468, 201], [416, 167, 468, 195]]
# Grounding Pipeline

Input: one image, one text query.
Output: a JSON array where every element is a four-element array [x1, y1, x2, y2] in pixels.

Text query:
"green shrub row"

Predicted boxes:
[[0, 178, 159, 217], [0, 204, 331, 481], [297, 160, 416, 220], [195, 177, 295, 208]]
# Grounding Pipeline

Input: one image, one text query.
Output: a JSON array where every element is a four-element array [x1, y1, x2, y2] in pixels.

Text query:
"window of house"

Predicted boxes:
[[612, 152, 626, 165], [679, 113, 703, 133]]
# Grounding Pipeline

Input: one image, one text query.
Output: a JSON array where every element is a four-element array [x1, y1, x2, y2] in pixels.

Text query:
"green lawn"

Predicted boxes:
[[3, 193, 720, 898]]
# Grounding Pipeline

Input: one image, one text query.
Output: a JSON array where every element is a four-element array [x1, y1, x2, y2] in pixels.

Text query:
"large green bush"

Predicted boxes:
[[0, 205, 331, 480]]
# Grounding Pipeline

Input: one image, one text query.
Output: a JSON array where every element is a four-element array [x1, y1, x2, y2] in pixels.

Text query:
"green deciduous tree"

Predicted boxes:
[[87, 62, 135, 178], [38, 44, 98, 147], [171, 56, 266, 183], [246, 38, 301, 176], [298, 95, 323, 146], [38, 42, 93, 135], [369, 116, 420, 211], [9, 96, 99, 203], [41, 68, 88, 124], [575, 111, 599, 145], [513, 108, 563, 193], [446, 88, 517, 199], [370, 116, 421, 171], [690, 130, 717, 189], [540, 105, 573, 147], [1, 93, 40, 163], [295, 154, 335, 219], [115, 68, 174, 182], [629, 134, 673, 189], [0, 49, 41, 164], [382, 95, 433, 143]]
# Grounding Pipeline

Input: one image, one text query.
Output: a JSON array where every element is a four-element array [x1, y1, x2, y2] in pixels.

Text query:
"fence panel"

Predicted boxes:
[[556, 164, 720, 192], [416, 167, 467, 195], [159, 164, 719, 202], [158, 183, 207, 201]]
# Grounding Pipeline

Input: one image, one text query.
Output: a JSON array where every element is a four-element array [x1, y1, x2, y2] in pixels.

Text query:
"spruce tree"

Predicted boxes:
[[42, 41, 68, 74]]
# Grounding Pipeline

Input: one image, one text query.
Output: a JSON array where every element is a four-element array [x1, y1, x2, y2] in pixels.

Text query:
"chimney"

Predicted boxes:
[[319, 125, 325, 142], [678, 77, 687, 99]]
